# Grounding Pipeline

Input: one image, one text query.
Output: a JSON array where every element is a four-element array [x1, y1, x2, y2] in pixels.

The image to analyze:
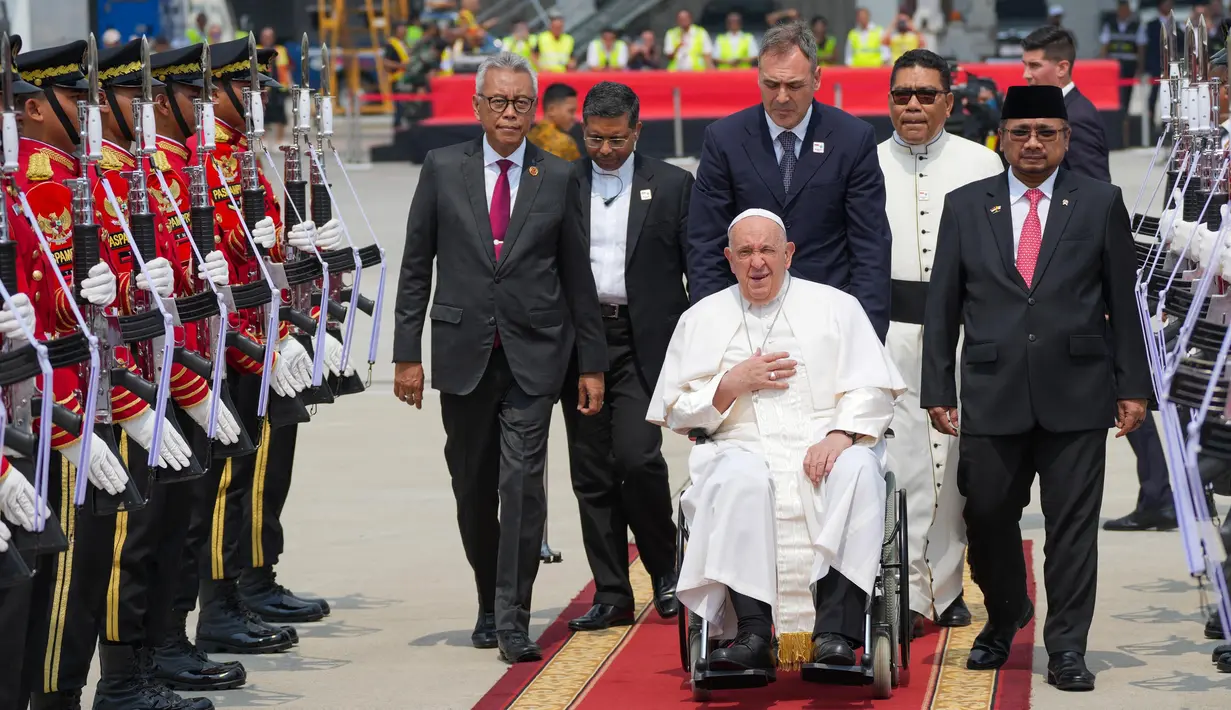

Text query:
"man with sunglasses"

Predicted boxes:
[[877, 49, 1003, 641], [394, 51, 607, 664], [921, 85, 1150, 692]]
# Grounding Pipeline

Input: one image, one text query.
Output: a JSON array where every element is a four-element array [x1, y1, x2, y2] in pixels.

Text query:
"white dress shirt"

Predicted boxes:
[[766, 103, 813, 162], [589, 155, 636, 304], [1007, 168, 1058, 261], [1061, 81, 1075, 97], [482, 136, 526, 212]]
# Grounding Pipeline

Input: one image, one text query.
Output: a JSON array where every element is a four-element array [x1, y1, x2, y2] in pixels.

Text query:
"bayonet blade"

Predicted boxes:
[[2, 34, 13, 114], [322, 43, 331, 97], [300, 33, 309, 89], [141, 36, 152, 103], [248, 32, 259, 91], [87, 33, 99, 106], [201, 42, 212, 97]]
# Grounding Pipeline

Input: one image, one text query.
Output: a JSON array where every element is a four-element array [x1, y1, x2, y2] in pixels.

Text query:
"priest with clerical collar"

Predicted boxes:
[[877, 48, 1004, 637], [647, 208, 906, 674]]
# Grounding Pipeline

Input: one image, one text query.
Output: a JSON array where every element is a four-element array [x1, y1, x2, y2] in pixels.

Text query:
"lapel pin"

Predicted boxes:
[[813, 141, 824, 154], [990, 205, 1002, 214], [528, 165, 538, 177], [1062, 198, 1069, 206], [640, 189, 652, 200]]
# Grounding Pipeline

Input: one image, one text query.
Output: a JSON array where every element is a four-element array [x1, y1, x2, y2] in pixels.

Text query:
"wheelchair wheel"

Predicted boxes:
[[881, 472, 900, 685], [871, 632, 893, 699], [897, 488, 911, 670], [677, 500, 690, 672]]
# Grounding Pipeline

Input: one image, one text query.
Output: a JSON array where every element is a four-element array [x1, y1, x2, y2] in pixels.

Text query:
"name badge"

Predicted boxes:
[[640, 189, 652, 201], [812, 142, 824, 154], [918, 190, 930, 201]]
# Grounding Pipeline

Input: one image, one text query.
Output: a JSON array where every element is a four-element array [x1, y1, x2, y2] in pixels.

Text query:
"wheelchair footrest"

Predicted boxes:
[[693, 666, 775, 690], [800, 662, 872, 686]]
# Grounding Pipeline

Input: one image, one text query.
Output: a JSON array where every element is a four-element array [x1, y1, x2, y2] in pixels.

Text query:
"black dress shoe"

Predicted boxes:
[[936, 594, 972, 627], [471, 612, 497, 649], [967, 599, 1034, 670], [652, 574, 679, 619], [1103, 507, 1178, 532], [1207, 611, 1226, 640], [497, 630, 543, 664], [238, 567, 327, 623], [1213, 643, 1231, 662], [812, 633, 857, 665], [708, 632, 774, 672], [568, 603, 635, 631], [1046, 651, 1095, 691]]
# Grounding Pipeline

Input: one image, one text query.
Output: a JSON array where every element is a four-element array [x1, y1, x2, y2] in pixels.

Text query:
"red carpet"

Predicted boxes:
[[476, 543, 1036, 710]]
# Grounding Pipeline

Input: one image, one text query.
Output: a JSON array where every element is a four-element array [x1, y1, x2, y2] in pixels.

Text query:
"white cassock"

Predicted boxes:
[[878, 130, 1004, 617], [647, 276, 906, 667]]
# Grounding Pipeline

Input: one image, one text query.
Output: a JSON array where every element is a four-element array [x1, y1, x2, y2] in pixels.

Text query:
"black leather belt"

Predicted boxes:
[[890, 279, 929, 325], [599, 303, 629, 319]]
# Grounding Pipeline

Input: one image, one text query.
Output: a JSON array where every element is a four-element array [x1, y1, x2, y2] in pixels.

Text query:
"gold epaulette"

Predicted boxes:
[[26, 152, 52, 182], [214, 122, 232, 143], [153, 150, 171, 172], [100, 145, 133, 172]]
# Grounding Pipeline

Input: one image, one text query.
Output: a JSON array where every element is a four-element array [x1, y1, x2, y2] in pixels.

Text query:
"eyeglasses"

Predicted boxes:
[[733, 246, 782, 261], [889, 88, 947, 105], [1004, 126, 1067, 142], [477, 94, 535, 114], [583, 135, 632, 149]]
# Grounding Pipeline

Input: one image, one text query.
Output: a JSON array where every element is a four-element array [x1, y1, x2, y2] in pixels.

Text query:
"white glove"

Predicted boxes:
[[58, 432, 128, 495], [251, 216, 277, 249], [0, 292, 36, 342], [117, 409, 192, 471], [0, 468, 51, 532], [286, 220, 318, 253], [0, 519, 9, 553], [80, 262, 117, 306], [198, 250, 229, 287], [322, 332, 353, 377], [136, 256, 175, 298], [271, 337, 313, 397], [314, 218, 344, 251], [183, 397, 241, 445], [1197, 224, 1222, 267], [1171, 218, 1195, 255]]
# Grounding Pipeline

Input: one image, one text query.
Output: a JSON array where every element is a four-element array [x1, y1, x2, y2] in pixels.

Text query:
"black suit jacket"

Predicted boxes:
[[920, 168, 1151, 436], [393, 137, 608, 397], [568, 154, 693, 389], [1062, 87, 1111, 182], [686, 100, 892, 339]]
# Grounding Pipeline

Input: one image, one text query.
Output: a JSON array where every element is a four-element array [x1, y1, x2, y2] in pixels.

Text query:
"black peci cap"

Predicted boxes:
[[98, 38, 163, 88], [151, 43, 206, 88], [1000, 85, 1068, 121], [15, 39, 89, 90]]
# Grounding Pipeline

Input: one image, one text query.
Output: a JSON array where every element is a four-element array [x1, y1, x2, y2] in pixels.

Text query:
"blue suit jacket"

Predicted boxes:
[[1062, 87, 1111, 183], [687, 100, 892, 339]]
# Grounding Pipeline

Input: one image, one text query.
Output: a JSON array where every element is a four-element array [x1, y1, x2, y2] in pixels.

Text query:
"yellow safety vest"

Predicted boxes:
[[716, 32, 753, 69], [666, 26, 709, 71], [536, 32, 574, 72], [887, 32, 921, 62], [846, 28, 884, 67], [588, 39, 627, 69], [502, 36, 537, 63], [387, 37, 409, 81]]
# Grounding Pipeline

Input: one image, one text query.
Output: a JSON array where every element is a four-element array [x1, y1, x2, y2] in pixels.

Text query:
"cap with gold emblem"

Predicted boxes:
[[151, 42, 206, 88], [4, 35, 41, 95], [98, 37, 164, 88], [255, 48, 281, 90], [15, 39, 89, 90]]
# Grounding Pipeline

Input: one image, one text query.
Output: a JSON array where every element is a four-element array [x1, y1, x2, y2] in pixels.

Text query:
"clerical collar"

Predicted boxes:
[[892, 129, 945, 155], [741, 272, 791, 313]]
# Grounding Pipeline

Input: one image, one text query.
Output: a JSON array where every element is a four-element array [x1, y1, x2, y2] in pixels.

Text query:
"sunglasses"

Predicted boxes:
[[890, 88, 948, 105]]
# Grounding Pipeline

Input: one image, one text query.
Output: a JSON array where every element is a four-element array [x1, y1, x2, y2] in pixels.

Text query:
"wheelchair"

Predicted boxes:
[[675, 430, 911, 701]]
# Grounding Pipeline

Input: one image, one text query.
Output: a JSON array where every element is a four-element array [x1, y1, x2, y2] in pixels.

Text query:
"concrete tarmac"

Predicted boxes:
[[70, 148, 1231, 709]]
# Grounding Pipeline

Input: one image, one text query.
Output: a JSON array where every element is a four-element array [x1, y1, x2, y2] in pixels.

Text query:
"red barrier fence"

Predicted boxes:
[[415, 60, 1124, 125]]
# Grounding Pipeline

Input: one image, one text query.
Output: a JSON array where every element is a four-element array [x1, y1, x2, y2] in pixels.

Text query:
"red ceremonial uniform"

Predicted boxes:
[[93, 140, 210, 410], [186, 118, 288, 375]]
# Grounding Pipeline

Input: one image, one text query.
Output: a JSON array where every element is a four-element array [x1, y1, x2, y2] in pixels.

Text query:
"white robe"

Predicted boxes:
[[878, 131, 1004, 616], [647, 278, 907, 658]]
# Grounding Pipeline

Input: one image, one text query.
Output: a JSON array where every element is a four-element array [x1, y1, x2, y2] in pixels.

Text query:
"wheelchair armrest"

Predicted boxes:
[[688, 428, 711, 444]]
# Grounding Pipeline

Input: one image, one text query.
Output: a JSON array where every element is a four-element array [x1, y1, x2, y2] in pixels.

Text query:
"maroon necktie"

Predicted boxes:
[[491, 159, 513, 260], [1017, 188, 1044, 288]]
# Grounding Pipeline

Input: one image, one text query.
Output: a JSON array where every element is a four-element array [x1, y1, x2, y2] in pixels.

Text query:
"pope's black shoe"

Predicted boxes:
[[568, 603, 635, 631], [496, 630, 543, 664], [195, 579, 295, 654], [911, 612, 926, 638], [29, 689, 82, 710], [471, 612, 497, 649], [1207, 610, 1226, 640], [708, 632, 775, 672], [967, 599, 1034, 670], [652, 574, 679, 619], [1046, 651, 1095, 691], [812, 633, 858, 666], [936, 594, 972, 627], [152, 611, 247, 691], [1103, 507, 1178, 532], [238, 567, 327, 623]]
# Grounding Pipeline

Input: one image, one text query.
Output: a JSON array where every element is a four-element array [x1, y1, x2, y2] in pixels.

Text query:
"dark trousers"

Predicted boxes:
[[440, 347, 553, 632], [560, 314, 677, 609], [239, 422, 297, 570], [728, 570, 866, 645], [958, 427, 1106, 655], [1125, 414, 1172, 511]]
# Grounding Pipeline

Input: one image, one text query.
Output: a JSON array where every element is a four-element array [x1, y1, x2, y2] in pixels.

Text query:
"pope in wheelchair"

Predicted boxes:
[[647, 209, 909, 690]]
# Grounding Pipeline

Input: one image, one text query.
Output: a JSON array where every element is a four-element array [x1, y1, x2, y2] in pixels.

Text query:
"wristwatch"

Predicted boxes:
[[838, 430, 858, 444]]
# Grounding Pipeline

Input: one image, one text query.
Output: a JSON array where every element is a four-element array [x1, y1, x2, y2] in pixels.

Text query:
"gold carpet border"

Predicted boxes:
[[928, 561, 1000, 710], [507, 557, 654, 710]]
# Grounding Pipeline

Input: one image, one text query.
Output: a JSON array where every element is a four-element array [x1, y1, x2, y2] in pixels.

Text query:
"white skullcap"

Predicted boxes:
[[1048, 4, 1064, 17], [727, 208, 786, 238]]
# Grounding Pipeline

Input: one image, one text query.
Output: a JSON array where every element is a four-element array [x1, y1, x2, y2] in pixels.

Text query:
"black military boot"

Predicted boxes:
[[93, 643, 195, 710], [152, 610, 247, 691], [29, 689, 82, 710], [195, 578, 296, 654], [1208, 609, 1226, 640], [238, 566, 328, 622]]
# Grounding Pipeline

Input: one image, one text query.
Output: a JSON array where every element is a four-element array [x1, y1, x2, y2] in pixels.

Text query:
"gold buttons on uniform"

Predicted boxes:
[[32, 269, 42, 281]]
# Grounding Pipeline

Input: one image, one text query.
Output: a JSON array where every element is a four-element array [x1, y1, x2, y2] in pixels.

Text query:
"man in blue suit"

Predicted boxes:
[[686, 20, 891, 339]]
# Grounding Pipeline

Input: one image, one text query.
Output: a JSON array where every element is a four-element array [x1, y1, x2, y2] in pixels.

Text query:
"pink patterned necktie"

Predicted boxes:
[[1017, 188, 1044, 288], [490, 159, 513, 260]]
